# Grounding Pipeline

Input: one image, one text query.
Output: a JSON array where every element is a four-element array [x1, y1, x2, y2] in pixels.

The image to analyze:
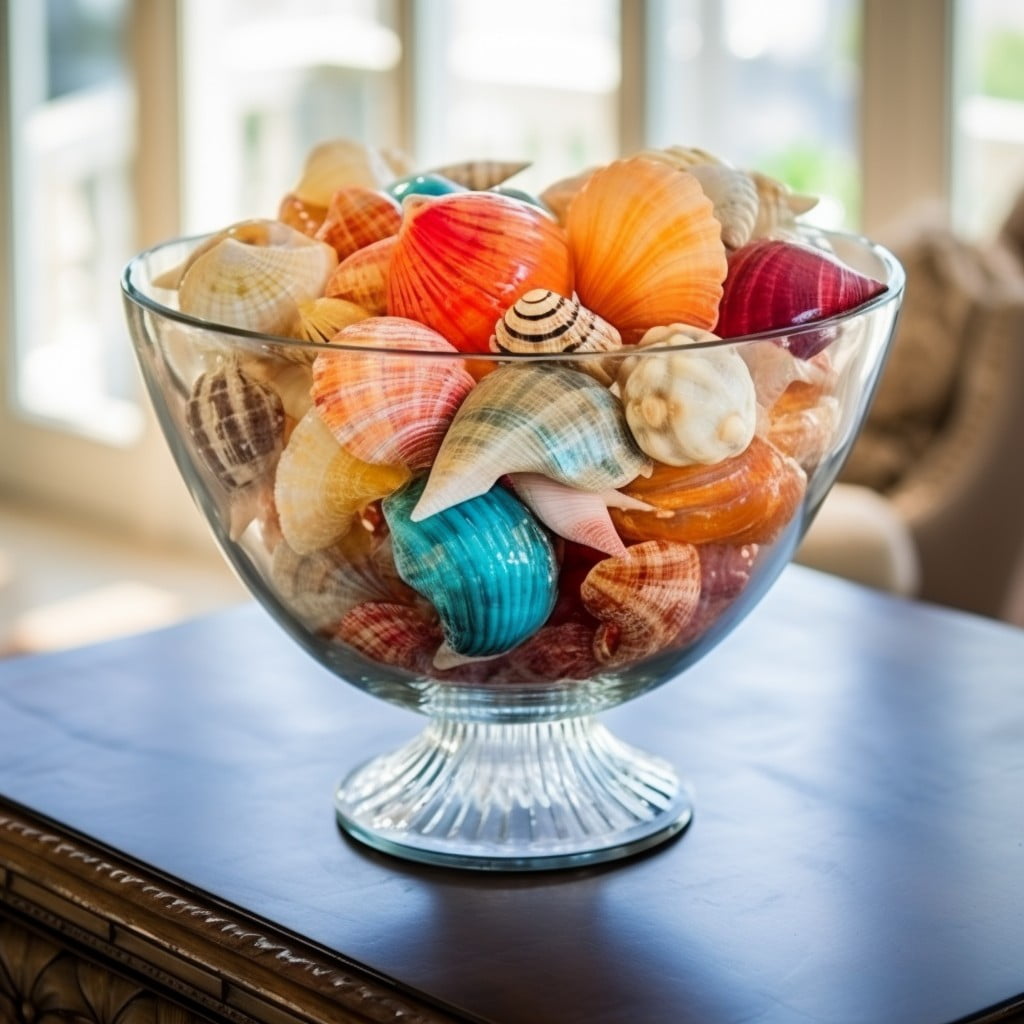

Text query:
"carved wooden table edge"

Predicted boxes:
[[0, 798, 470, 1024]]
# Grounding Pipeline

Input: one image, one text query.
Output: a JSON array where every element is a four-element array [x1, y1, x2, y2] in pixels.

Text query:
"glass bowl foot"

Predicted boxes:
[[335, 716, 692, 870]]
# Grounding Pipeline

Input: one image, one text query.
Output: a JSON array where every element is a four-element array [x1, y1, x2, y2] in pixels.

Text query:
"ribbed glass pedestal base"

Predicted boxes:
[[335, 717, 691, 870]]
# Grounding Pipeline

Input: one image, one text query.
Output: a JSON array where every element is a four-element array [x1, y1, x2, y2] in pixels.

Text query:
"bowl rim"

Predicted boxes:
[[121, 227, 906, 360]]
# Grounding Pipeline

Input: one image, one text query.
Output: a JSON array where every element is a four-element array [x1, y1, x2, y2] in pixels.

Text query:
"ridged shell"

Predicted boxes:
[[383, 475, 558, 658], [491, 289, 621, 384], [270, 528, 415, 631], [748, 170, 818, 239], [539, 167, 598, 226], [581, 540, 702, 667], [565, 157, 727, 338], [617, 326, 757, 467], [238, 356, 313, 423], [331, 601, 441, 673], [610, 436, 807, 545], [311, 316, 476, 470], [174, 220, 337, 336], [274, 408, 410, 555], [677, 541, 759, 645], [412, 364, 650, 522], [497, 621, 599, 682], [634, 145, 725, 172], [387, 191, 574, 354], [296, 297, 372, 345], [717, 239, 887, 359], [425, 159, 531, 191], [186, 362, 285, 491], [324, 235, 395, 315], [509, 473, 652, 558], [688, 163, 760, 250], [292, 138, 400, 206], [767, 383, 839, 472], [314, 186, 402, 262]]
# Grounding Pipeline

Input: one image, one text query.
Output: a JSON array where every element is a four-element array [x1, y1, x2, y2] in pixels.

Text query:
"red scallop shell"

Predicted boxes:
[[715, 239, 887, 359], [387, 192, 574, 354], [325, 235, 395, 315]]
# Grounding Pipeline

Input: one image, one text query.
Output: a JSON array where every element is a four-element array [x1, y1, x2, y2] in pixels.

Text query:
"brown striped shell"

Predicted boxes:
[[424, 159, 531, 191], [185, 362, 285, 491]]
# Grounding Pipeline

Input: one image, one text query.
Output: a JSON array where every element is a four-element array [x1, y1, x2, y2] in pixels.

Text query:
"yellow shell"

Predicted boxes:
[[565, 157, 727, 338], [296, 297, 372, 344], [274, 408, 409, 555], [325, 235, 395, 315], [173, 220, 337, 336]]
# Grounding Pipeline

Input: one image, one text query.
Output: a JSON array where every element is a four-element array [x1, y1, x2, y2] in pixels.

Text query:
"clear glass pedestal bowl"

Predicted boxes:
[[122, 230, 904, 871]]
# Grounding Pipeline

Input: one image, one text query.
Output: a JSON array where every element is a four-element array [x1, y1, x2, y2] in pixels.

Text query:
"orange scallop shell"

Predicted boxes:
[[325, 235, 395, 315], [387, 192, 574, 354], [314, 186, 402, 262], [565, 156, 727, 339], [610, 436, 807, 545]]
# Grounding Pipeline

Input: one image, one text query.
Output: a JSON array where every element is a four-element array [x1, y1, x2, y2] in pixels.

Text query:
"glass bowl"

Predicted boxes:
[[122, 228, 904, 870]]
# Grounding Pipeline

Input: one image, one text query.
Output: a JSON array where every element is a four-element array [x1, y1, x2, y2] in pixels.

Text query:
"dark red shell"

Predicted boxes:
[[715, 239, 886, 359]]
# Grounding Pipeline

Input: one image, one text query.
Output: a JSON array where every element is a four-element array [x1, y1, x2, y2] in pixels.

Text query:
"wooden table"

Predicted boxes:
[[1, 565, 1022, 1024]]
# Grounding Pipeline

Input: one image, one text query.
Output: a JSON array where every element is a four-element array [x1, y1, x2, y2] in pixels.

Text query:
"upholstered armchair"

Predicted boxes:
[[798, 196, 1024, 622]]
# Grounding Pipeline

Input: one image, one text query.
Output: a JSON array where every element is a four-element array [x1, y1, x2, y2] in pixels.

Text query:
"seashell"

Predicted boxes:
[[496, 621, 599, 682], [748, 170, 819, 239], [296, 296, 372, 345], [292, 138, 399, 206], [383, 475, 558, 659], [385, 172, 466, 202], [509, 473, 653, 558], [331, 601, 441, 674], [237, 355, 313, 424], [739, 339, 836, 408], [274, 408, 410, 555], [610, 436, 807, 546], [581, 540, 702, 667], [617, 325, 757, 466], [314, 186, 402, 262], [425, 159, 531, 191], [491, 289, 621, 384], [324, 235, 395, 315], [412, 364, 650, 522], [277, 192, 328, 237], [270, 527, 416, 631], [538, 167, 598, 225], [487, 186, 552, 213], [565, 157, 727, 338], [767, 382, 839, 472], [677, 541, 759, 645], [688, 162, 760, 250], [634, 145, 725, 172], [716, 238, 887, 359], [387, 191, 574, 354], [311, 316, 476, 470], [171, 220, 337, 336], [186, 362, 285, 491]]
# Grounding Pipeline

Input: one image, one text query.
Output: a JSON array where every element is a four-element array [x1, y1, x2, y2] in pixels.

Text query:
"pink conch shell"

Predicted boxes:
[[509, 473, 653, 557], [565, 157, 727, 338], [325, 235, 395, 315], [270, 528, 416, 631], [314, 186, 402, 262], [331, 601, 441, 674], [166, 219, 337, 336], [581, 540, 702, 667], [716, 238, 886, 359], [617, 325, 757, 467], [274, 408, 410, 555], [387, 191, 574, 354], [311, 316, 476, 469], [424, 159, 531, 190]]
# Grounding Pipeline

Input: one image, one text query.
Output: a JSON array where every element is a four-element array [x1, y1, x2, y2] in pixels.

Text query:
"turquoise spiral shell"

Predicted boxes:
[[383, 476, 558, 658]]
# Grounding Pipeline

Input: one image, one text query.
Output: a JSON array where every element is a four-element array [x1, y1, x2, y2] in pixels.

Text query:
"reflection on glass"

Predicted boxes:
[[952, 0, 1024, 237], [13, 0, 139, 441], [650, 0, 860, 228]]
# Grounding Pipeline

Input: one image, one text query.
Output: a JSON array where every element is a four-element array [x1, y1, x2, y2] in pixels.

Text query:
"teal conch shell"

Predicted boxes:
[[412, 364, 650, 521], [383, 476, 558, 660]]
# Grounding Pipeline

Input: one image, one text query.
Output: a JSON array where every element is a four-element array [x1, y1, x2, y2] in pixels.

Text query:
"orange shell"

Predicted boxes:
[[325, 235, 395, 315], [314, 186, 402, 262], [277, 192, 328, 237], [610, 436, 806, 545], [387, 192, 574, 354], [565, 156, 727, 338]]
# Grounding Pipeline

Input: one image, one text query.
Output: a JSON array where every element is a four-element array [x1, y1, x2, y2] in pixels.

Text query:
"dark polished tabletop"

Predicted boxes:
[[1, 565, 1022, 1024]]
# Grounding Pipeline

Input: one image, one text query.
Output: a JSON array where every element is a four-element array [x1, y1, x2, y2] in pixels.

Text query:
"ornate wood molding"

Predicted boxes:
[[0, 802, 462, 1024]]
